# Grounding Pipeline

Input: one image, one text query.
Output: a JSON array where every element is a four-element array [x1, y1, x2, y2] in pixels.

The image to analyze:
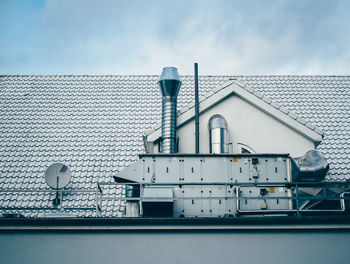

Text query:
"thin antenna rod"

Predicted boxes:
[[195, 63, 199, 153]]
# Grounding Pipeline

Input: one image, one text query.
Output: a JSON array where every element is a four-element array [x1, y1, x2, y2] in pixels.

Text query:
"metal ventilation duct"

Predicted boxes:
[[158, 67, 182, 153], [291, 150, 330, 182], [209, 115, 229, 153]]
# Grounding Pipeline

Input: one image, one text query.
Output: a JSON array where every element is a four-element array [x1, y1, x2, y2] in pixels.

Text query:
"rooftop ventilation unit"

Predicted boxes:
[[112, 67, 345, 219], [158, 67, 182, 153]]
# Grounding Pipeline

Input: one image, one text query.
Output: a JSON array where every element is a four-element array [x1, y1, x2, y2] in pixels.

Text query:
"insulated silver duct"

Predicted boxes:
[[291, 150, 330, 182], [209, 115, 229, 153], [158, 67, 182, 153]]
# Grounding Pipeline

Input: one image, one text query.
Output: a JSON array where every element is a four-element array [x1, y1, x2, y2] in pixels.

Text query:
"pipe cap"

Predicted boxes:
[[158, 67, 182, 98]]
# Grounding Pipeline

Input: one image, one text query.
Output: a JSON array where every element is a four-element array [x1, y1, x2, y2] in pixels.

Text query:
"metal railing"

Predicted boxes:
[[96, 181, 350, 217], [1, 181, 350, 217]]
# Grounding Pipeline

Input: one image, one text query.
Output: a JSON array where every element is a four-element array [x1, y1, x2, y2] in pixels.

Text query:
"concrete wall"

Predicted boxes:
[[1, 230, 350, 264], [153, 94, 314, 157]]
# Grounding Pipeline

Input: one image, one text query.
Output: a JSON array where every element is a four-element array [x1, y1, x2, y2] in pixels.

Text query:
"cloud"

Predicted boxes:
[[0, 0, 349, 75]]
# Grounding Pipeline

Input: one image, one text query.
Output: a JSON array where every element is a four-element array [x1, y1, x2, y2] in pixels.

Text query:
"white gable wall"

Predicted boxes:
[[152, 94, 315, 157]]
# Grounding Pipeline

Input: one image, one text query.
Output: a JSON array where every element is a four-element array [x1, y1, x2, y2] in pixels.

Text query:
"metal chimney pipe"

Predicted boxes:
[[194, 63, 199, 154], [158, 67, 182, 153]]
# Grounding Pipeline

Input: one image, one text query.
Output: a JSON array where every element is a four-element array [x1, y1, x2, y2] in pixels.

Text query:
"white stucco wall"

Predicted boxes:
[[152, 94, 315, 157]]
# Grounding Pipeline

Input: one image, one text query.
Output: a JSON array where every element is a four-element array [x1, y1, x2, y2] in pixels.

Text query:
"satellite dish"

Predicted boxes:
[[45, 163, 71, 189]]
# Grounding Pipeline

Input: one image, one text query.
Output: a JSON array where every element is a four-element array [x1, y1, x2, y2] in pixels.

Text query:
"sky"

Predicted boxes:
[[0, 0, 350, 75]]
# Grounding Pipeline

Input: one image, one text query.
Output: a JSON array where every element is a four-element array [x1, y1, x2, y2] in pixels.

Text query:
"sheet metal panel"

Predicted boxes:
[[1, 229, 350, 264]]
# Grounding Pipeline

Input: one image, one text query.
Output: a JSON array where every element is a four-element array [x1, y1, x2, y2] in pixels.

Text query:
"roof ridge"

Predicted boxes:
[[0, 74, 160, 77], [1, 74, 350, 77], [232, 75, 350, 77]]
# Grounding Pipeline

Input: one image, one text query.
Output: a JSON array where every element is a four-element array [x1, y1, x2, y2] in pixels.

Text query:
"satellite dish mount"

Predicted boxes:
[[45, 163, 71, 207]]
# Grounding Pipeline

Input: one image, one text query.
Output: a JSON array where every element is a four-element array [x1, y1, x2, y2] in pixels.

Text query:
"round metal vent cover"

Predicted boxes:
[[45, 163, 71, 189]]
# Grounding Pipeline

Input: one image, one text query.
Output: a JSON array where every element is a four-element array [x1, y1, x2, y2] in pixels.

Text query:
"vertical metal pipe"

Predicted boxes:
[[195, 63, 199, 154], [209, 115, 229, 153], [161, 97, 177, 153], [158, 67, 182, 153]]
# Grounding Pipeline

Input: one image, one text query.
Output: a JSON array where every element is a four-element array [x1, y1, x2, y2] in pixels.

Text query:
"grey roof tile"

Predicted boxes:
[[306, 122, 316, 130], [232, 80, 246, 88], [297, 117, 307, 125], [271, 100, 281, 109], [262, 96, 272, 104], [288, 111, 298, 120], [0, 75, 349, 216], [243, 85, 254, 93], [279, 106, 289, 114], [253, 90, 263, 98]]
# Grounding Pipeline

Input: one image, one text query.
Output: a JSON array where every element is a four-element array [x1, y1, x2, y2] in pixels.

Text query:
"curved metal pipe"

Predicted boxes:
[[291, 150, 330, 182]]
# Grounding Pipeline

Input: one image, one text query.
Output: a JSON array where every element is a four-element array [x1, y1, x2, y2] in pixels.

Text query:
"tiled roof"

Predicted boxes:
[[0, 75, 349, 217], [234, 76, 350, 181]]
